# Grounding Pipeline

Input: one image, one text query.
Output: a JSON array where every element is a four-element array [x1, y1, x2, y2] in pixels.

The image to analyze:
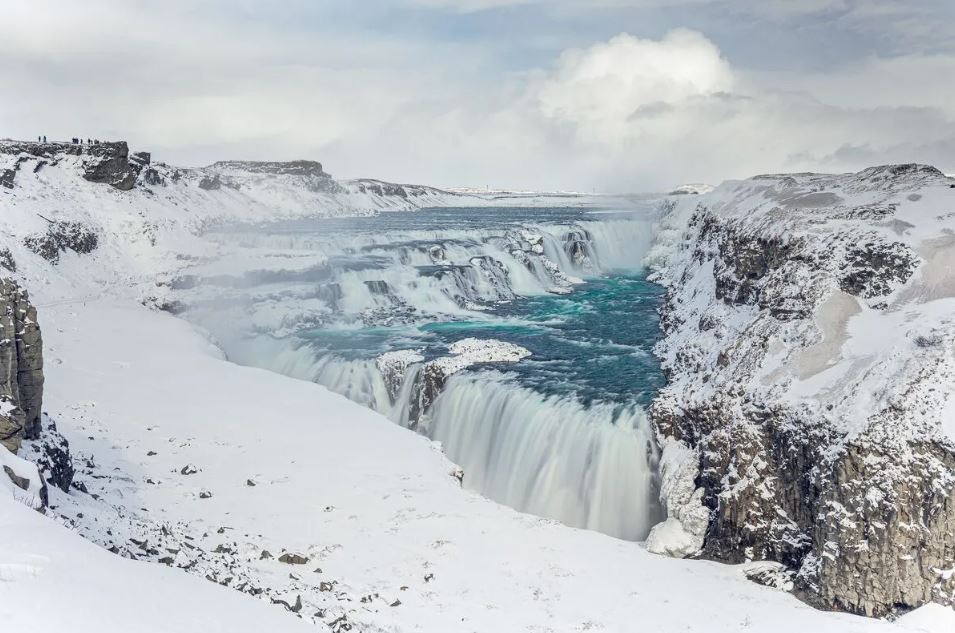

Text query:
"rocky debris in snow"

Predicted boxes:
[[24, 220, 99, 264], [180, 464, 199, 475], [647, 163, 955, 617], [4, 464, 30, 490], [0, 446, 45, 509], [278, 552, 309, 565], [743, 561, 796, 592], [20, 417, 74, 492], [271, 594, 303, 613], [199, 490, 213, 499], [0, 248, 16, 272], [838, 241, 919, 301], [39, 449, 362, 628]]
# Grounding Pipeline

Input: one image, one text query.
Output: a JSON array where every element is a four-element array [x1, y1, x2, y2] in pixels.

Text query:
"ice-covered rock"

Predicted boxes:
[[645, 439, 707, 557]]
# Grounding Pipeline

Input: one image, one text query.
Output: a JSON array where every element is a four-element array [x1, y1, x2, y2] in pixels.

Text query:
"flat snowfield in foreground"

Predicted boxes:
[[2, 297, 943, 632]]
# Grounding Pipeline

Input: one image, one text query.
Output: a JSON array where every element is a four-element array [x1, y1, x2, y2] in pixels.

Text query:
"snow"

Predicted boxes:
[[650, 166, 955, 446], [668, 183, 715, 195], [0, 143, 950, 630], [0, 446, 45, 510], [33, 299, 945, 632], [433, 337, 531, 375], [645, 438, 708, 557], [0, 493, 316, 633]]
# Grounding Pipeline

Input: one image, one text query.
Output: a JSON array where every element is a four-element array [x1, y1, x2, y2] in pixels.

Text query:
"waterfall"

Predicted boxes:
[[423, 372, 660, 540], [186, 208, 665, 542], [198, 214, 658, 328]]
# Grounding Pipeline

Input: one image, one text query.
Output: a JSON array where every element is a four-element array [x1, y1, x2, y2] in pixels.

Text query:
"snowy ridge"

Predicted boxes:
[[647, 164, 955, 616]]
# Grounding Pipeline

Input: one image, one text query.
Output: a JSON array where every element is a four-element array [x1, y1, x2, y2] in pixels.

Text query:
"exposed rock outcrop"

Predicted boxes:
[[0, 140, 145, 191], [24, 220, 99, 264], [207, 160, 344, 194], [377, 339, 531, 430], [647, 164, 955, 617], [20, 417, 74, 493], [82, 141, 144, 190], [0, 278, 44, 453]]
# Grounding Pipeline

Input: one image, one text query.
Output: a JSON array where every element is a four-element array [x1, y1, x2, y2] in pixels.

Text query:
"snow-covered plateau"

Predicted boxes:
[[0, 139, 952, 632]]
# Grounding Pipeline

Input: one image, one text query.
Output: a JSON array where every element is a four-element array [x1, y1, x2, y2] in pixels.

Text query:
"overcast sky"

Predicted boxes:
[[3, 0, 954, 191]]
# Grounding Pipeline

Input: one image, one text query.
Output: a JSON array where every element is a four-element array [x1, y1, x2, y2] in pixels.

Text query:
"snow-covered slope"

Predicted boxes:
[[647, 164, 955, 617], [31, 299, 953, 632], [0, 489, 316, 633], [0, 139, 952, 631]]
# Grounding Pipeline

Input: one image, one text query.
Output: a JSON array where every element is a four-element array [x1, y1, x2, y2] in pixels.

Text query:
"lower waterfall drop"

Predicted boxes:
[[423, 372, 660, 541]]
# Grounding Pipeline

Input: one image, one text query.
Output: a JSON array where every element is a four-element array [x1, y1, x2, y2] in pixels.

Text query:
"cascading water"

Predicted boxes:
[[425, 373, 657, 540], [179, 205, 667, 541]]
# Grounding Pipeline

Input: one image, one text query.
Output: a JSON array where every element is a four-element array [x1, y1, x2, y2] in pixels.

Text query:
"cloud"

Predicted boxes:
[[534, 30, 734, 143], [2, 1, 953, 192]]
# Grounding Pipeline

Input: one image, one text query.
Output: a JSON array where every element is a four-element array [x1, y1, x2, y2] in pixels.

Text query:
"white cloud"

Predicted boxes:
[[2, 2, 953, 191], [535, 30, 734, 143]]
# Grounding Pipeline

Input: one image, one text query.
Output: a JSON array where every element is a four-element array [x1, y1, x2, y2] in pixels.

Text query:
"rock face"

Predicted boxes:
[[212, 160, 326, 177], [376, 339, 531, 430], [19, 418, 74, 493], [647, 164, 955, 617], [0, 140, 145, 191], [207, 160, 344, 194], [82, 141, 144, 190], [0, 279, 44, 453]]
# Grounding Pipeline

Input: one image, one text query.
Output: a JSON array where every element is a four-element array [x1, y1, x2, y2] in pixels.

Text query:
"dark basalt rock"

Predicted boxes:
[[198, 174, 222, 191], [21, 418, 74, 493], [0, 279, 43, 453], [278, 552, 309, 565], [0, 248, 16, 273], [24, 220, 98, 264], [82, 141, 142, 190], [839, 242, 919, 299]]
